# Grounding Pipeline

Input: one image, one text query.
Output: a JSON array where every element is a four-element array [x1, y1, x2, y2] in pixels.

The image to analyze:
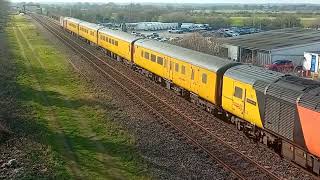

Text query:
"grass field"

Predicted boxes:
[[6, 15, 149, 179]]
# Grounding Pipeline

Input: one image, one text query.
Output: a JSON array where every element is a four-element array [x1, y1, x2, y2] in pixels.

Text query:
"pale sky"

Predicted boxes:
[[9, 0, 320, 4]]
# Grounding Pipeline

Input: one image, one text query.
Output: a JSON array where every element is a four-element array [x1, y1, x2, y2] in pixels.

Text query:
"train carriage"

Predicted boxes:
[[223, 65, 320, 174], [222, 65, 284, 128], [98, 28, 140, 62], [134, 39, 238, 107], [65, 17, 82, 35], [79, 22, 103, 44]]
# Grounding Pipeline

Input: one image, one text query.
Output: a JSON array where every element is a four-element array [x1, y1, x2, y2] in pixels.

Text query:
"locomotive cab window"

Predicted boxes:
[[144, 52, 150, 59], [151, 54, 156, 62], [234, 86, 243, 99], [202, 73, 207, 84]]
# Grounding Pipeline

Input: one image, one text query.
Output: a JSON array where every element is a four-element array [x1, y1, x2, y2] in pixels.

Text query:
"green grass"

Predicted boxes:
[[6, 15, 150, 179], [229, 17, 248, 26]]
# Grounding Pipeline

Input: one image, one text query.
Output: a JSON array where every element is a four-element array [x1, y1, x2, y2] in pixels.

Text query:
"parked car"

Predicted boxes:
[[168, 28, 183, 34], [265, 60, 294, 72], [151, 32, 159, 37]]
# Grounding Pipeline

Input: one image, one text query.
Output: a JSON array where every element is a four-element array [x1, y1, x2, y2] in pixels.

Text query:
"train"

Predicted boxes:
[[59, 16, 320, 175]]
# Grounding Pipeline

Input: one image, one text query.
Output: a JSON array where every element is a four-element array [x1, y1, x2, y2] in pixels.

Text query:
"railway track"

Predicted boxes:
[[31, 13, 284, 179]]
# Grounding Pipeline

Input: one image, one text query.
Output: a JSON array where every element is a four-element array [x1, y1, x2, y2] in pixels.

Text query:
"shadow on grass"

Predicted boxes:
[[16, 82, 118, 111], [13, 82, 145, 176]]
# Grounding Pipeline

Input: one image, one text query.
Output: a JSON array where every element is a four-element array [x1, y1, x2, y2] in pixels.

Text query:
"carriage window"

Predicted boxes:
[[175, 63, 179, 72], [109, 38, 112, 43], [105, 37, 108, 42], [164, 59, 167, 67], [234, 86, 243, 99], [151, 54, 156, 62], [181, 65, 186, 75], [144, 52, 150, 59], [115, 41, 118, 46], [157, 57, 163, 65], [141, 51, 144, 58], [111, 39, 115, 45], [191, 69, 194, 80], [202, 73, 207, 84]]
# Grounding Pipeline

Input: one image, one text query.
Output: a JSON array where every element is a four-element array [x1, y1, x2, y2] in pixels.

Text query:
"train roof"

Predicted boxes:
[[79, 21, 104, 31], [299, 87, 320, 112], [224, 64, 284, 85], [135, 39, 236, 72], [99, 28, 140, 42], [66, 17, 83, 24]]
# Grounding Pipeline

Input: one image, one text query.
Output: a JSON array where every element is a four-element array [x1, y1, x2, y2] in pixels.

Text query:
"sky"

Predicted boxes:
[[8, 0, 320, 4]]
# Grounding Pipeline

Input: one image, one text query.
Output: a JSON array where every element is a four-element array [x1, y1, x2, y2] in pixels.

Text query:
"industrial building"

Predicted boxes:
[[222, 28, 320, 66], [126, 22, 178, 31]]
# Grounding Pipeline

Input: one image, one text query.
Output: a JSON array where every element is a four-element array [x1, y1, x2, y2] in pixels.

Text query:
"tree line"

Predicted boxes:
[[40, 3, 317, 30]]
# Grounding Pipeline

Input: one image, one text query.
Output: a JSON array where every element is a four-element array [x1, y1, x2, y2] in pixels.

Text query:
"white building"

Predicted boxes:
[[304, 51, 320, 76], [127, 22, 178, 31]]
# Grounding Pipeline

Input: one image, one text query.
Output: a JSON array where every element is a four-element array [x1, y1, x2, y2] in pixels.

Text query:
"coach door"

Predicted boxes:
[[168, 59, 174, 80], [232, 82, 246, 119], [190, 66, 199, 94], [163, 57, 171, 80]]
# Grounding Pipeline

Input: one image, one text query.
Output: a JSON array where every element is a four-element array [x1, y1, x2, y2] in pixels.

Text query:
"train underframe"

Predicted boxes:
[[67, 29, 320, 176]]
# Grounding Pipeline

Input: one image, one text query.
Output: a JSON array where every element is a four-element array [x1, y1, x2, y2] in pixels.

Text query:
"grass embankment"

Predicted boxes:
[[7, 15, 149, 179]]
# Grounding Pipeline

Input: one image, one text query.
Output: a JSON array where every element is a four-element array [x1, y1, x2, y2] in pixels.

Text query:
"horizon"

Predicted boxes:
[[9, 0, 320, 5]]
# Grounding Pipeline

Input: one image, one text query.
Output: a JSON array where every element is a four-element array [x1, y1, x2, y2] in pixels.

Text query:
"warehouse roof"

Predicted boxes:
[[223, 28, 320, 51]]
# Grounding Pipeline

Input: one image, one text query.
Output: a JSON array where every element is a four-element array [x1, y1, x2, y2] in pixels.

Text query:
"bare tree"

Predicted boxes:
[[170, 33, 224, 57]]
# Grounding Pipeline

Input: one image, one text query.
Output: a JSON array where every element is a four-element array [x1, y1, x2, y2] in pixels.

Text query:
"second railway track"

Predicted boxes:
[[30, 13, 293, 180]]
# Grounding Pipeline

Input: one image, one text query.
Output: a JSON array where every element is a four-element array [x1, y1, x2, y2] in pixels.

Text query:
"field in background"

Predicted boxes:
[[229, 16, 319, 27], [6, 14, 149, 179]]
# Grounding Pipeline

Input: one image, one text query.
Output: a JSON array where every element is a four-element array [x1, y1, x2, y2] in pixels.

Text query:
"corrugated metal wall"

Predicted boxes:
[[257, 51, 272, 66], [272, 42, 320, 66]]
